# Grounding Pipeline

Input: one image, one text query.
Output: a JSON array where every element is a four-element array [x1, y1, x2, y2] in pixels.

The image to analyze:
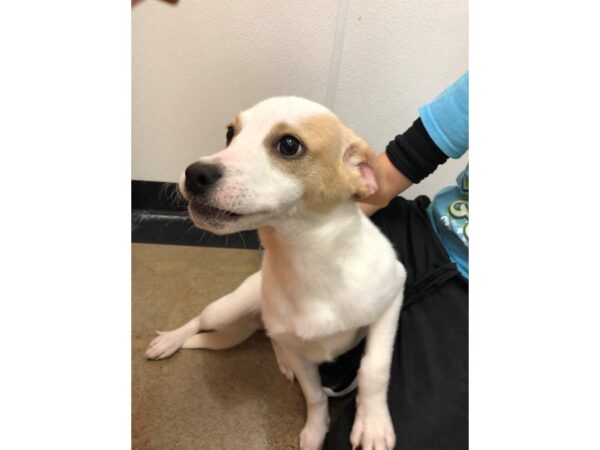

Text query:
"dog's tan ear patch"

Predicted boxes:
[[343, 139, 386, 204]]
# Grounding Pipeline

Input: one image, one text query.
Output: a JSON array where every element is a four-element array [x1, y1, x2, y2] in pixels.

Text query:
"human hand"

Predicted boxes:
[[357, 153, 413, 216]]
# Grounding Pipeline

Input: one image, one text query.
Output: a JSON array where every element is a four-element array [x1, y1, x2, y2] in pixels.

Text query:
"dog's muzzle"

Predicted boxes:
[[183, 161, 243, 229]]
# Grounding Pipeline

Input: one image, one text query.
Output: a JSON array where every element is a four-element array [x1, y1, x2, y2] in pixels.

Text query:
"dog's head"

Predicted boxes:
[[179, 96, 383, 234]]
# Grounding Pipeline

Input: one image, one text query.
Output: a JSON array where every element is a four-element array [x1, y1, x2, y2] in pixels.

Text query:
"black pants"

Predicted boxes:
[[323, 196, 468, 450]]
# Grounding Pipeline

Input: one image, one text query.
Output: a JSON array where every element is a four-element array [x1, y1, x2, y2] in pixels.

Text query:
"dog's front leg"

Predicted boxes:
[[350, 293, 403, 450], [145, 270, 262, 360], [279, 347, 329, 450]]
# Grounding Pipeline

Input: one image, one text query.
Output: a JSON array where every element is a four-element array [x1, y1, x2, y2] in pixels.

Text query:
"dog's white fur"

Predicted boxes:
[[145, 97, 406, 450]]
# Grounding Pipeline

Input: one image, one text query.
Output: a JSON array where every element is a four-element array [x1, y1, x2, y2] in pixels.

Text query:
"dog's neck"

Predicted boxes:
[[258, 200, 364, 257]]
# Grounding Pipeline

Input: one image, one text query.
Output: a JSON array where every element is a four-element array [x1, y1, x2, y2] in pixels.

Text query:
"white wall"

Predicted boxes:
[[133, 0, 468, 199]]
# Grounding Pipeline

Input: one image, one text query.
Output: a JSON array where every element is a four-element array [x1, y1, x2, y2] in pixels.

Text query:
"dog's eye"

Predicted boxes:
[[226, 126, 234, 146], [276, 135, 304, 158]]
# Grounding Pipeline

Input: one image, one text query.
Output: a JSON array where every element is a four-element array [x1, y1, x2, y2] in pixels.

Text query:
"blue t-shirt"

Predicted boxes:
[[419, 72, 469, 279]]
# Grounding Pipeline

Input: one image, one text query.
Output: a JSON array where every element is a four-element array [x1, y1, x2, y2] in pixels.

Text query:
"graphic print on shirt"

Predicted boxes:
[[439, 168, 469, 246], [449, 173, 468, 241]]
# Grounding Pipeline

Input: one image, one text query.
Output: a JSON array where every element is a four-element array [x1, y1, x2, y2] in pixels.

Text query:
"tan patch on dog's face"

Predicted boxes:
[[225, 114, 242, 144], [263, 114, 363, 213], [231, 114, 242, 135]]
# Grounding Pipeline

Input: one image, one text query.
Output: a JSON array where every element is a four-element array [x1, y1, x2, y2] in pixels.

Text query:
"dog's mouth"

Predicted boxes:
[[187, 198, 272, 233], [189, 201, 242, 223]]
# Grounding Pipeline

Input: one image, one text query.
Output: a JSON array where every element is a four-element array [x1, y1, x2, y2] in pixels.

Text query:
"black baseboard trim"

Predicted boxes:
[[132, 180, 260, 250], [132, 180, 187, 212]]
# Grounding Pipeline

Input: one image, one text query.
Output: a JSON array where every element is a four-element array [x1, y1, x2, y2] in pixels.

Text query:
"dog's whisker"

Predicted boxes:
[[159, 182, 187, 209], [238, 231, 247, 250], [160, 183, 175, 205], [158, 183, 169, 202], [186, 224, 196, 235], [174, 192, 187, 208]]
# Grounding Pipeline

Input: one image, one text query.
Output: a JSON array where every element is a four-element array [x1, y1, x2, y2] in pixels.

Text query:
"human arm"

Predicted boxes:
[[359, 117, 450, 216], [359, 72, 469, 216]]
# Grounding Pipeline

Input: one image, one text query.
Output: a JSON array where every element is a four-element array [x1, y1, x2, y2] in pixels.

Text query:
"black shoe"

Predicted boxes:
[[319, 339, 365, 397]]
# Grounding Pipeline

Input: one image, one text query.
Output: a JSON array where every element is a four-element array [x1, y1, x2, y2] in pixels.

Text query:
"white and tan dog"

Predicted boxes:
[[145, 97, 406, 450]]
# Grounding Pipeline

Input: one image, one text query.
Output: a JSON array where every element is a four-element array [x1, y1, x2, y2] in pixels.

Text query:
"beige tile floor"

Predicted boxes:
[[132, 243, 348, 450]]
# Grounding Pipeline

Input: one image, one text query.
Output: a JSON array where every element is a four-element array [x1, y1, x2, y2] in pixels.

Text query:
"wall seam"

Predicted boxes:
[[325, 0, 350, 112]]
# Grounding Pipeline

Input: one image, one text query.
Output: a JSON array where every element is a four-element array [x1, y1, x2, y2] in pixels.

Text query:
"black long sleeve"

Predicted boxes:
[[385, 118, 448, 184]]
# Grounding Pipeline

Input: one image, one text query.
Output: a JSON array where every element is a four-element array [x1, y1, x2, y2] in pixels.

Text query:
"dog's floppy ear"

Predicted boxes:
[[342, 138, 386, 204]]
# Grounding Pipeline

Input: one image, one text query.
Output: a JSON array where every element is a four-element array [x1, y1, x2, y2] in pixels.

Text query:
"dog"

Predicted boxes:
[[145, 96, 406, 450]]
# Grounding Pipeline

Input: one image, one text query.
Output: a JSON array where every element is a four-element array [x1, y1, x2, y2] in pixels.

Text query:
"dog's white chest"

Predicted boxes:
[[257, 209, 404, 363], [260, 250, 401, 336], [271, 327, 364, 363], [259, 266, 396, 363]]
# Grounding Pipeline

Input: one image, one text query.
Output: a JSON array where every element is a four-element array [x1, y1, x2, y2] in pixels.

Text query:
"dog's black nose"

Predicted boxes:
[[185, 162, 223, 195]]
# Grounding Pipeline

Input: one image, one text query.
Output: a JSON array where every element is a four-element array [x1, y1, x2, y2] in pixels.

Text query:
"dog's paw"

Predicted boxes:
[[144, 331, 185, 360], [299, 422, 328, 450], [350, 409, 395, 450]]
